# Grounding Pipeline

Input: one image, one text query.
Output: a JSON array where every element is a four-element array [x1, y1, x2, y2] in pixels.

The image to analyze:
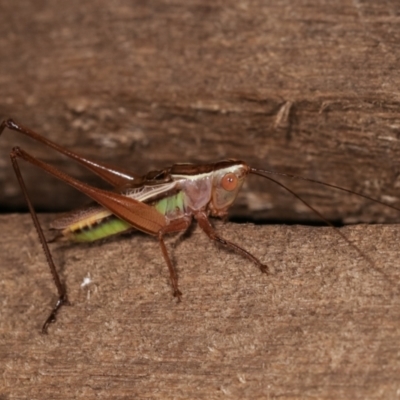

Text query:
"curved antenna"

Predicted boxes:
[[249, 168, 395, 283], [250, 167, 400, 213]]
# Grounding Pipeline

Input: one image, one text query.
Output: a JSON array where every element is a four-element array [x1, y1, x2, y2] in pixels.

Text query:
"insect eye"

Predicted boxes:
[[221, 172, 238, 191]]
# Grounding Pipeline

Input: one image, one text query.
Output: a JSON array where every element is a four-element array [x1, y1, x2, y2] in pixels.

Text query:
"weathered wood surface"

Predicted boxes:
[[1, 0, 400, 223], [1, 215, 400, 399], [2, 2, 400, 398]]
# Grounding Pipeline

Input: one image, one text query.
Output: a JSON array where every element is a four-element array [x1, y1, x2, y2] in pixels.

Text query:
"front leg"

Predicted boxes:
[[194, 211, 269, 274]]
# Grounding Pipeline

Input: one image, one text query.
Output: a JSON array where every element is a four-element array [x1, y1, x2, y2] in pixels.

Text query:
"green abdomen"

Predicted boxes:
[[68, 216, 132, 242], [154, 191, 185, 217], [66, 191, 185, 243]]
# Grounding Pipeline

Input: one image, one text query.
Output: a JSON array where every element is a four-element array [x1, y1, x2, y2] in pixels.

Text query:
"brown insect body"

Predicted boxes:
[[1, 119, 398, 333]]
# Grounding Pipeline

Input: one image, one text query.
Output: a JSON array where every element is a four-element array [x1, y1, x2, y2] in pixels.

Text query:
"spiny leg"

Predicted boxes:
[[10, 148, 69, 333], [195, 211, 269, 274], [158, 234, 182, 300], [157, 218, 192, 300], [9, 146, 167, 235], [9, 145, 169, 332]]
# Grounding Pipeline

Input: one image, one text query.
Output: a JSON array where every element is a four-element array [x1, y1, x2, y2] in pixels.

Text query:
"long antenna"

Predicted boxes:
[[250, 167, 400, 213], [249, 168, 395, 284]]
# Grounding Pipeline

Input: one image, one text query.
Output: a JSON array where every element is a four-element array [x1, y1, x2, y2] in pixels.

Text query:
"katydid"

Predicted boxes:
[[1, 118, 399, 333]]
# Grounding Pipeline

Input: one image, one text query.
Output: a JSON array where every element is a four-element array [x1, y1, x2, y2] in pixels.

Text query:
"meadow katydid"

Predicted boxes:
[[1, 118, 399, 333]]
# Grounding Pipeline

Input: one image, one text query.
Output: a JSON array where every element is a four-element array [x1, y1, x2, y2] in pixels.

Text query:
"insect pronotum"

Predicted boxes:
[[1, 118, 398, 333]]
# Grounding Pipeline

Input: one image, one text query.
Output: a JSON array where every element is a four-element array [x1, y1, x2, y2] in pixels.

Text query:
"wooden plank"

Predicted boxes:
[[1, 1, 400, 223], [1, 215, 400, 399]]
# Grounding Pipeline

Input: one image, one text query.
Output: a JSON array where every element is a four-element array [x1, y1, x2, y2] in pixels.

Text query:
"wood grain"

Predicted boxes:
[[1, 215, 400, 399], [1, 0, 400, 223], [1, 2, 400, 398]]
